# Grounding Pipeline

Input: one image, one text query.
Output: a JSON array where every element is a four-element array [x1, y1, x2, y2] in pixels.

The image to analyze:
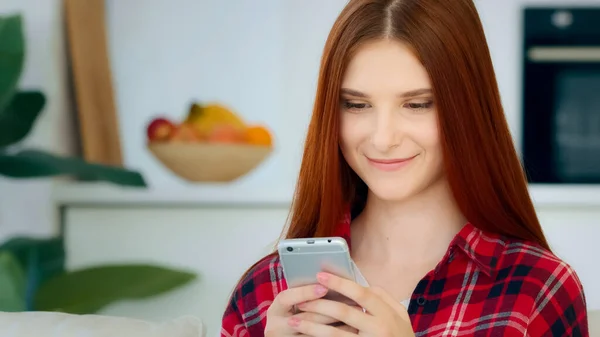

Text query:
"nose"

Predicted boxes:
[[370, 108, 401, 152]]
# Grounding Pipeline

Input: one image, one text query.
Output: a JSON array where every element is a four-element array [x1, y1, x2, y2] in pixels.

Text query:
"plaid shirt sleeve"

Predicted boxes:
[[221, 294, 246, 337], [526, 261, 588, 336], [221, 254, 283, 337]]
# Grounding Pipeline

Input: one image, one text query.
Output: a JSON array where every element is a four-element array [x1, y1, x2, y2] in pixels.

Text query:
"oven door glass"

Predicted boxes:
[[523, 46, 600, 183], [554, 68, 600, 182]]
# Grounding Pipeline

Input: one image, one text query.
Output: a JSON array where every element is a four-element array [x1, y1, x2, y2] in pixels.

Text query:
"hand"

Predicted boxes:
[[286, 272, 415, 336], [265, 283, 358, 336]]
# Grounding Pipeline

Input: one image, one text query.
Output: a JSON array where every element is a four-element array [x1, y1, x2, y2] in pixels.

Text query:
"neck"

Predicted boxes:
[[351, 177, 466, 266]]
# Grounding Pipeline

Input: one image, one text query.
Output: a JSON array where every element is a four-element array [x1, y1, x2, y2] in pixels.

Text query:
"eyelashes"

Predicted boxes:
[[343, 101, 369, 110], [341, 99, 435, 113], [404, 102, 434, 110]]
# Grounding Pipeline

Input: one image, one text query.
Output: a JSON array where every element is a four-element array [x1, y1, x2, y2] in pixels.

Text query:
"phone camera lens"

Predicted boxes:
[[286, 247, 293, 252]]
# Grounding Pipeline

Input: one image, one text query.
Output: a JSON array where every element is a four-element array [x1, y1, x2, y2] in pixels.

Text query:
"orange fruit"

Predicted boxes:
[[245, 125, 273, 146], [207, 124, 245, 143]]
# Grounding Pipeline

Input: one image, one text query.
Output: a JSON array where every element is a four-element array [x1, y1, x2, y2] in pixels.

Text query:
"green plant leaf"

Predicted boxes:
[[0, 14, 25, 112], [0, 236, 65, 310], [34, 265, 197, 314], [0, 149, 147, 187], [0, 251, 27, 312], [0, 91, 45, 147]]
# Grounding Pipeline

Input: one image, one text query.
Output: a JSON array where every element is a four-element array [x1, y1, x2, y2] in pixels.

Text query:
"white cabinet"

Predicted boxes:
[[63, 205, 289, 337]]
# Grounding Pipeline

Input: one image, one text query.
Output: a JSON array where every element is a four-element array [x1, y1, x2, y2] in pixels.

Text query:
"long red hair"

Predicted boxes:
[[283, 0, 550, 251], [251, 0, 550, 280]]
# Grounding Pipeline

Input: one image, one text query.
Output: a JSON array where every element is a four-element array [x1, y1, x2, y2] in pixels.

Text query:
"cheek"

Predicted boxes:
[[425, 128, 441, 151], [339, 114, 365, 152], [422, 119, 445, 172], [417, 114, 441, 150]]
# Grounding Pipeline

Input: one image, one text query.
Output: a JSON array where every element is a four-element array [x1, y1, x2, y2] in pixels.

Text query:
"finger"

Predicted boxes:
[[297, 298, 375, 332], [316, 272, 387, 317], [369, 286, 411, 320], [265, 315, 315, 336], [338, 324, 359, 334], [327, 322, 359, 334], [288, 316, 356, 337], [294, 311, 339, 325], [268, 284, 328, 315]]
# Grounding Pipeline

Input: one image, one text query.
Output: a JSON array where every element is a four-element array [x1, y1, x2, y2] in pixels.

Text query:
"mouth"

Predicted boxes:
[[366, 154, 418, 171]]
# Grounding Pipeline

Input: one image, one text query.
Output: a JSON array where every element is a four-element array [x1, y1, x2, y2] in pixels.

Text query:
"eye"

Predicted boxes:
[[404, 100, 434, 111], [342, 100, 370, 112]]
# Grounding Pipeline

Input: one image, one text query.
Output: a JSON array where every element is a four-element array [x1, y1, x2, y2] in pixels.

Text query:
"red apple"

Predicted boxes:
[[147, 117, 176, 142]]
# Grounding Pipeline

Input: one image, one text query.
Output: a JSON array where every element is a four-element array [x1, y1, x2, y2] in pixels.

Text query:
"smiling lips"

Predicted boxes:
[[367, 155, 417, 171]]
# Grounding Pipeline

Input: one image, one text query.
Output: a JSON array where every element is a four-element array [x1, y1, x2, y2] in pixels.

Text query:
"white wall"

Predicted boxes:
[[104, 0, 350, 194], [0, 0, 75, 241]]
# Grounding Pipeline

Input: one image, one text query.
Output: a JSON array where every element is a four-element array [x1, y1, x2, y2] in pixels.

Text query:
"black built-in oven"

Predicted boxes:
[[522, 8, 600, 184]]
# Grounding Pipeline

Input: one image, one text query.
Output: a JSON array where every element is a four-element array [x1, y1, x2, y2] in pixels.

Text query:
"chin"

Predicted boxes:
[[366, 180, 417, 202]]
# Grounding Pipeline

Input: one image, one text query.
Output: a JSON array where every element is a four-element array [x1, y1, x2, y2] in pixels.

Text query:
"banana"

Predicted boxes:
[[184, 103, 246, 136]]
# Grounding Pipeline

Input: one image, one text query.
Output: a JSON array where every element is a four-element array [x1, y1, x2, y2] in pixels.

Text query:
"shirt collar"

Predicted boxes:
[[333, 212, 501, 278], [448, 222, 501, 278]]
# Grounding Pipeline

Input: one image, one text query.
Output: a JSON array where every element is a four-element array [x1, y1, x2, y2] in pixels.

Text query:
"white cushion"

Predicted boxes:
[[0, 311, 204, 337], [590, 310, 600, 337]]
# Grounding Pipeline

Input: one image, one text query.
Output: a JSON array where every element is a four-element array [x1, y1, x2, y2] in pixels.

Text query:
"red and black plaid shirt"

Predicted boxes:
[[221, 215, 589, 336]]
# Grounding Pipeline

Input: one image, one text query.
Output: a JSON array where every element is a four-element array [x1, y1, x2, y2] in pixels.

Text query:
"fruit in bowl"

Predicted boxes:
[[146, 102, 274, 182], [146, 118, 176, 142]]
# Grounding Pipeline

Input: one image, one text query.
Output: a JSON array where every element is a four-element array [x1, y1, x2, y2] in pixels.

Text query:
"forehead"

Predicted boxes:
[[341, 39, 431, 93]]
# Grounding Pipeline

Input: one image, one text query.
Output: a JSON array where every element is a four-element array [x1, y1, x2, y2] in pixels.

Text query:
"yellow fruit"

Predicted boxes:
[[185, 103, 246, 135]]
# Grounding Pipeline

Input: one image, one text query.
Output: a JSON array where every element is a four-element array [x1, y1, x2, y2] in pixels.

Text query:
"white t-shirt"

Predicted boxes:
[[351, 260, 411, 310]]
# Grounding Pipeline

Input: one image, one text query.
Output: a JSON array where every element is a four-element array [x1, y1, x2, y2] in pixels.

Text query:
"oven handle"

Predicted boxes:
[[528, 46, 600, 63]]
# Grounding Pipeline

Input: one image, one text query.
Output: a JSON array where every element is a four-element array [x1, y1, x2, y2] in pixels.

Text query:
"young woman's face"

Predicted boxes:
[[339, 39, 445, 202]]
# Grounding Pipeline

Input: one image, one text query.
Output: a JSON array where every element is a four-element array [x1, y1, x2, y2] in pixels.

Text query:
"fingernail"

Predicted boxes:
[[317, 273, 329, 284], [315, 285, 327, 295], [288, 317, 301, 327], [297, 302, 307, 309]]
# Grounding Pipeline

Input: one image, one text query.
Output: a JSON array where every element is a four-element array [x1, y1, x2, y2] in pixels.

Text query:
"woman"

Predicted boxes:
[[221, 0, 588, 336]]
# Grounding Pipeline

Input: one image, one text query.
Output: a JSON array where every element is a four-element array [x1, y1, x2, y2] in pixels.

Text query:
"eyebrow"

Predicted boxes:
[[340, 88, 432, 99]]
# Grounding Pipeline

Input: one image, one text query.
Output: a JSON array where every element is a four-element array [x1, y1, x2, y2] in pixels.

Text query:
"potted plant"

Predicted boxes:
[[0, 13, 196, 314]]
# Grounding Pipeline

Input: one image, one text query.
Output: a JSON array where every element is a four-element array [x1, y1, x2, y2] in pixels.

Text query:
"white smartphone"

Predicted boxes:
[[278, 237, 359, 308]]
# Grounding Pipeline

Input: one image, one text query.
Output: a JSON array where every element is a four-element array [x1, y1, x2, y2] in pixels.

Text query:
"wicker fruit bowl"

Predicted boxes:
[[148, 142, 273, 182], [146, 102, 275, 182]]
